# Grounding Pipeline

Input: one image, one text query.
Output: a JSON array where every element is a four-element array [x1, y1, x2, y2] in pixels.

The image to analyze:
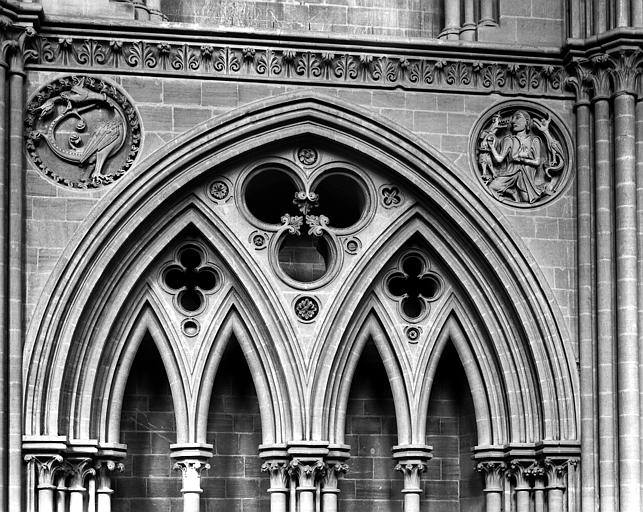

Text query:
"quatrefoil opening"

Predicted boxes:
[[385, 254, 442, 321], [163, 245, 219, 313]]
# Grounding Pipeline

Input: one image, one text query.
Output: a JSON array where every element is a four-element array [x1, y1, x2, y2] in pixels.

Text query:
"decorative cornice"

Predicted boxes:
[[22, 32, 568, 97]]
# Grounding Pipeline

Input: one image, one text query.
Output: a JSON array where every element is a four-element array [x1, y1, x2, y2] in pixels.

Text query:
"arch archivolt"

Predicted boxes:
[[23, 93, 579, 501]]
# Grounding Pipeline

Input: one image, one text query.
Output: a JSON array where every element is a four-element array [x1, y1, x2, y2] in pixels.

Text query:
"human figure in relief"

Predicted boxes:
[[485, 109, 544, 203]]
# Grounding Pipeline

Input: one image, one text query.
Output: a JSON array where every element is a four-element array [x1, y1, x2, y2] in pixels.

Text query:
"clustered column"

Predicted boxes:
[[24, 454, 123, 512], [567, 50, 643, 512], [476, 457, 577, 512], [439, 0, 497, 40]]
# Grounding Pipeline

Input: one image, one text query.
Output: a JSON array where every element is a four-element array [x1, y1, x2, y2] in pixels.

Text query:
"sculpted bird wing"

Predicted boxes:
[[79, 120, 122, 164]]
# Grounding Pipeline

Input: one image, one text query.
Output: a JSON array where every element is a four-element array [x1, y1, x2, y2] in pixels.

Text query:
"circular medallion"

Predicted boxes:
[[294, 296, 319, 322], [209, 180, 230, 201], [25, 75, 142, 189], [297, 147, 318, 166], [470, 101, 572, 208]]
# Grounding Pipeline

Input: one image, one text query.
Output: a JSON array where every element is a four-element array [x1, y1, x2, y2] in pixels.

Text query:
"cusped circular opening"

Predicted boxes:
[[278, 233, 331, 283], [402, 297, 425, 319], [179, 289, 203, 312], [314, 173, 366, 229], [245, 168, 299, 224]]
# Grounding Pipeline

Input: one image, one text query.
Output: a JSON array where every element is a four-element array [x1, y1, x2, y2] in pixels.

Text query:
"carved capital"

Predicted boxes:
[[66, 458, 96, 492], [95, 460, 124, 493], [564, 63, 593, 105], [541, 458, 577, 489], [394, 461, 427, 491], [261, 460, 289, 491], [321, 462, 349, 491], [24, 454, 65, 488], [476, 461, 506, 491], [506, 460, 532, 489], [587, 55, 613, 100], [608, 50, 642, 96], [173, 459, 210, 494], [288, 458, 325, 489]]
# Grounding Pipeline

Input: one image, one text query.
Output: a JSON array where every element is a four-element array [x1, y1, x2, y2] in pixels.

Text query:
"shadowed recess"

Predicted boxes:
[[112, 334, 180, 510]]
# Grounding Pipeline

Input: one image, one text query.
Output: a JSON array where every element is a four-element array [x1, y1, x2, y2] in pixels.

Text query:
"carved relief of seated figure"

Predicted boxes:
[[484, 110, 546, 204]]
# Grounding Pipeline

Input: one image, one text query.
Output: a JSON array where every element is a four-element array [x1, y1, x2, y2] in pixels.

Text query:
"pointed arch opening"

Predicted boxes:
[[338, 338, 401, 511], [425, 341, 483, 510], [202, 335, 269, 510], [112, 333, 179, 509]]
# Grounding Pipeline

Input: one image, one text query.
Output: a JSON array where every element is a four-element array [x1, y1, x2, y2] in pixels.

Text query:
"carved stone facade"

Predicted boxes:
[[0, 1, 641, 512]]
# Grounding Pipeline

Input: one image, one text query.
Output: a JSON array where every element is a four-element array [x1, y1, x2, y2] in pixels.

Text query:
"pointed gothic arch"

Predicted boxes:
[[23, 92, 579, 471]]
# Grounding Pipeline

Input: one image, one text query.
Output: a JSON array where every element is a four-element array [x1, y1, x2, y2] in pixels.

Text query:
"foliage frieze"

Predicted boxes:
[[25, 34, 568, 96]]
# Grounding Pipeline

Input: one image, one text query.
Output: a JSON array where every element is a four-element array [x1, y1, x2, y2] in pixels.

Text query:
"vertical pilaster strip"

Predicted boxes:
[[566, 67, 597, 512], [593, 0, 608, 33], [0, 26, 8, 512], [615, 0, 631, 27], [590, 60, 618, 512], [634, 1, 643, 26], [612, 50, 642, 512], [7, 35, 24, 512], [441, 0, 461, 40], [460, 0, 475, 40], [479, 0, 494, 25], [636, 76, 643, 512]]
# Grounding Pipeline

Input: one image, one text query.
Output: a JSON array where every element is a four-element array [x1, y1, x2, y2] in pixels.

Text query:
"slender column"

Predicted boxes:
[[289, 459, 324, 512], [23, 456, 64, 512], [476, 462, 505, 512], [566, 67, 597, 512], [634, 0, 643, 26], [479, 0, 494, 24], [394, 461, 426, 512], [8, 39, 25, 512], [173, 460, 210, 512], [460, 0, 476, 40], [95, 461, 123, 512], [590, 61, 618, 512], [146, 0, 163, 21], [0, 37, 7, 512], [543, 459, 576, 512], [527, 462, 546, 512], [67, 459, 95, 512], [261, 460, 289, 512], [593, 0, 608, 33], [441, 0, 461, 40], [637, 76, 643, 512], [55, 473, 67, 512], [321, 462, 348, 512], [615, 0, 631, 27], [612, 51, 642, 512], [507, 461, 531, 512]]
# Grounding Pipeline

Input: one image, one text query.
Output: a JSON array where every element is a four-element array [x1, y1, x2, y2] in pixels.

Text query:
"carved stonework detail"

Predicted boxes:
[[321, 462, 349, 490], [404, 326, 422, 343], [249, 230, 269, 250], [25, 35, 568, 97], [25, 75, 141, 188], [473, 102, 571, 207], [288, 459, 325, 488], [542, 457, 578, 489], [394, 461, 427, 490], [297, 147, 318, 166], [294, 296, 319, 322], [476, 461, 506, 490], [380, 185, 403, 208], [261, 460, 289, 490], [207, 177, 233, 203], [385, 252, 442, 322], [24, 455, 65, 488]]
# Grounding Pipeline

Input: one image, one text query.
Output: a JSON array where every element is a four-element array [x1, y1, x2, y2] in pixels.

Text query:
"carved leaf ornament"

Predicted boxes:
[[25, 75, 142, 188], [471, 101, 572, 207]]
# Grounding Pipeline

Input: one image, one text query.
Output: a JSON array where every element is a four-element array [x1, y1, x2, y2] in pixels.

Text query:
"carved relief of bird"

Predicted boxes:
[[79, 119, 124, 179], [33, 97, 60, 119]]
